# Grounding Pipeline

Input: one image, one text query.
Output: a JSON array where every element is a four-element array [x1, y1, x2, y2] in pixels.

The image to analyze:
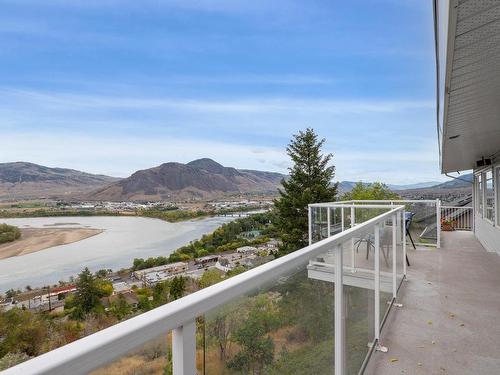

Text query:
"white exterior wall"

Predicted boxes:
[[473, 164, 500, 254], [475, 216, 500, 254]]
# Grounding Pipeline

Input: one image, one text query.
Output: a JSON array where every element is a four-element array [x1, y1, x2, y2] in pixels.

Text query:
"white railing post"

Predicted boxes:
[[472, 205, 475, 232], [374, 224, 380, 341], [392, 214, 397, 299], [334, 244, 345, 375], [351, 206, 355, 269], [308, 205, 312, 245], [469, 207, 472, 230], [327, 207, 331, 238], [436, 199, 441, 248], [403, 210, 407, 276], [341, 207, 345, 232], [172, 320, 196, 375], [351, 206, 355, 228]]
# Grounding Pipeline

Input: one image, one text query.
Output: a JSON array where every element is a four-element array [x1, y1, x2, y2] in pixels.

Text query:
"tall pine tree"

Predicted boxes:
[[274, 128, 338, 254]]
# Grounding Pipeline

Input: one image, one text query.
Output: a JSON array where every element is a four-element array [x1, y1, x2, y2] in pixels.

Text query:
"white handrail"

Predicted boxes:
[[2, 205, 404, 375], [310, 199, 440, 207], [312, 200, 442, 247], [440, 206, 473, 230]]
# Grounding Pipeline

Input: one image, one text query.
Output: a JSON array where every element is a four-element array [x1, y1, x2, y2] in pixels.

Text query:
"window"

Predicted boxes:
[[486, 170, 495, 223], [477, 173, 483, 216]]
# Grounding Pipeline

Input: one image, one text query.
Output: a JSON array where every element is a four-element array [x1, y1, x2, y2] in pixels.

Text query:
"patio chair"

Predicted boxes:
[[354, 227, 390, 267]]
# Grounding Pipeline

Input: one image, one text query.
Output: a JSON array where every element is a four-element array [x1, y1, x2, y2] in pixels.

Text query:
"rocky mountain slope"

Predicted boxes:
[[0, 162, 120, 200], [89, 158, 284, 201]]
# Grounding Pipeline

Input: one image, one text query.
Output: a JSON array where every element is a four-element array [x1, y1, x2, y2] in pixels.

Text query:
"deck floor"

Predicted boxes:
[[364, 231, 500, 375]]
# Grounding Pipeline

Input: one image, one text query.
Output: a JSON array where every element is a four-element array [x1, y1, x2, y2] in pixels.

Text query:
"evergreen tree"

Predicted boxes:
[[109, 294, 131, 320], [274, 128, 337, 254], [71, 267, 101, 319], [169, 276, 186, 300]]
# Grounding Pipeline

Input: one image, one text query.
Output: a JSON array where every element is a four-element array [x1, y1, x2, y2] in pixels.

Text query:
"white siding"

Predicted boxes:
[[475, 216, 500, 254], [474, 165, 500, 254]]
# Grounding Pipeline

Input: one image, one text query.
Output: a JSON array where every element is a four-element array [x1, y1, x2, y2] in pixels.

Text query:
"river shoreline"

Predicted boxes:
[[0, 216, 233, 292], [0, 227, 104, 260]]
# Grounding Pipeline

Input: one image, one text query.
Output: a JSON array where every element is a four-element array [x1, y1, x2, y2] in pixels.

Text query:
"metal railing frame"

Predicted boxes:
[[441, 206, 473, 231], [3, 205, 405, 375], [311, 199, 442, 248], [308, 203, 406, 374]]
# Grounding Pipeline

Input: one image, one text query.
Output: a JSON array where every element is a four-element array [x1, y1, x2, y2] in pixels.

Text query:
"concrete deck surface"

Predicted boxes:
[[364, 231, 500, 375]]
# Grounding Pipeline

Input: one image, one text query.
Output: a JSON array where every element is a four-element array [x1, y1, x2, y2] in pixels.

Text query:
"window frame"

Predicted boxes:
[[476, 172, 483, 217], [484, 169, 495, 225], [496, 166, 500, 227]]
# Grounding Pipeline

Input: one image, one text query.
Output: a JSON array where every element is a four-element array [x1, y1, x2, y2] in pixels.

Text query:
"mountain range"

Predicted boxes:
[[0, 162, 119, 201], [89, 158, 284, 201], [0, 160, 473, 201], [338, 175, 472, 193], [338, 180, 442, 192]]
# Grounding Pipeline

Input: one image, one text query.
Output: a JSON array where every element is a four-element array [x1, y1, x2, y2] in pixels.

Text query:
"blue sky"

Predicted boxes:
[[0, 0, 441, 184]]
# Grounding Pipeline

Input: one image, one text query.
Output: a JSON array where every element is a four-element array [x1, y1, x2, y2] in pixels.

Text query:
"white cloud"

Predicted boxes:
[[0, 88, 433, 115], [0, 87, 441, 184]]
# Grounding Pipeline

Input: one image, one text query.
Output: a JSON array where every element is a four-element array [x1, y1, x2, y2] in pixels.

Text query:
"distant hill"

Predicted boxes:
[[0, 162, 120, 200], [338, 180, 442, 193], [430, 173, 473, 189], [89, 158, 285, 201], [388, 181, 442, 190], [338, 176, 473, 204], [394, 174, 473, 202]]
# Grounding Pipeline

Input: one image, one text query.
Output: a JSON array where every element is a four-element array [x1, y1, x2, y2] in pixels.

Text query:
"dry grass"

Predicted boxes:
[[91, 355, 167, 375]]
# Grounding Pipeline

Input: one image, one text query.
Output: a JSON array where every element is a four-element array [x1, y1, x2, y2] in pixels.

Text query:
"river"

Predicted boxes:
[[0, 216, 234, 292]]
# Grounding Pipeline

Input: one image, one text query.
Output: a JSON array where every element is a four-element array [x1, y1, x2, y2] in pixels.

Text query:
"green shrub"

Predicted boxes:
[[0, 224, 21, 244]]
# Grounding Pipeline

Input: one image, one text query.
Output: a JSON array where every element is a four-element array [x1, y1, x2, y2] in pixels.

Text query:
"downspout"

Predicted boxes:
[[432, 0, 442, 163]]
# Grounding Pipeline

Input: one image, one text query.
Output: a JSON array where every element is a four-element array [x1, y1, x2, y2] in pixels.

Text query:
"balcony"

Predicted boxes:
[[2, 200, 493, 375], [365, 229, 500, 374]]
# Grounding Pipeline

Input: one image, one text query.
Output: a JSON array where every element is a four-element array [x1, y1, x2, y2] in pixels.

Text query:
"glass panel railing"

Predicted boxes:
[[5, 203, 406, 375], [91, 333, 170, 375], [401, 201, 438, 247], [340, 200, 439, 247], [374, 223, 392, 327], [202, 254, 335, 374], [311, 206, 329, 242], [355, 207, 390, 226], [340, 229, 376, 375], [346, 283, 374, 375], [330, 206, 344, 235]]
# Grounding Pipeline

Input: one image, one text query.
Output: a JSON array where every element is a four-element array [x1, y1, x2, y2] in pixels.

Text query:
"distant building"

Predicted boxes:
[[102, 291, 139, 310], [0, 298, 16, 312], [133, 262, 189, 280], [48, 285, 77, 299], [112, 282, 131, 294], [215, 257, 233, 272], [236, 246, 257, 254], [194, 255, 219, 266]]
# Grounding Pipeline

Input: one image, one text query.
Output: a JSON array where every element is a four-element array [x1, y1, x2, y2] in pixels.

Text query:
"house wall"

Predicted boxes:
[[475, 216, 500, 253], [473, 164, 500, 254]]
